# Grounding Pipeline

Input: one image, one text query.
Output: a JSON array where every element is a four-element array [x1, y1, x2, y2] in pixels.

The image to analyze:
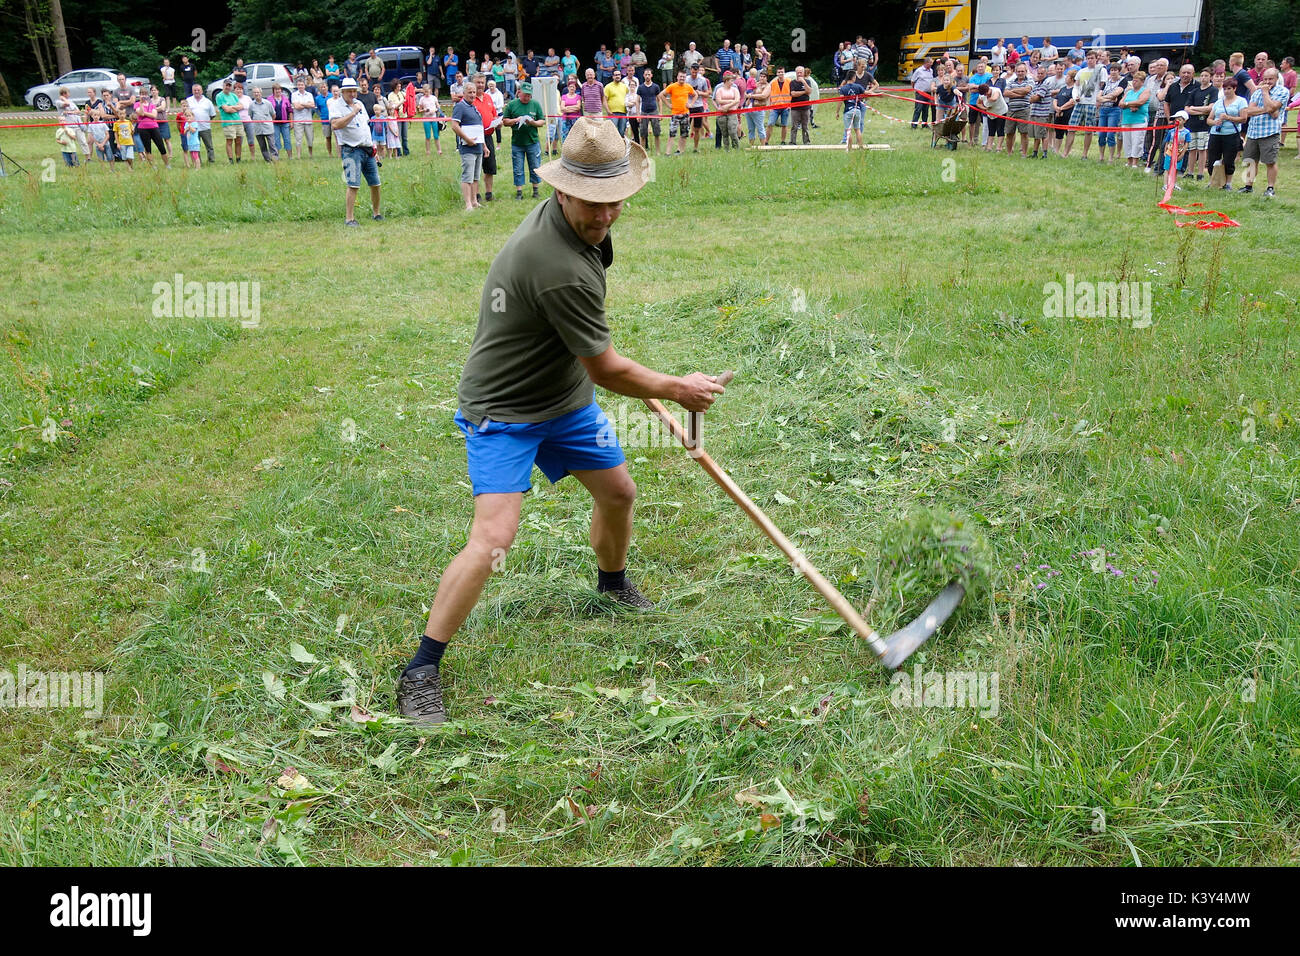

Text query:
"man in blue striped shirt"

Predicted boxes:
[[1239, 66, 1288, 196], [715, 40, 742, 76], [1027, 64, 1057, 158]]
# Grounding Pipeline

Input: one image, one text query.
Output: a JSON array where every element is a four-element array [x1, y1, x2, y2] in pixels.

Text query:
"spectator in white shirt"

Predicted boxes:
[[329, 78, 382, 226], [185, 83, 217, 163], [291, 78, 316, 157]]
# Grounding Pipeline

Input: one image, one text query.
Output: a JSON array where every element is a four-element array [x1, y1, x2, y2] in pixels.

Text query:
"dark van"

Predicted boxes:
[[359, 46, 424, 88]]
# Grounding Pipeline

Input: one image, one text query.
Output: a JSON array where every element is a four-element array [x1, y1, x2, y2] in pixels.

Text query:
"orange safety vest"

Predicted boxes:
[[769, 77, 791, 107]]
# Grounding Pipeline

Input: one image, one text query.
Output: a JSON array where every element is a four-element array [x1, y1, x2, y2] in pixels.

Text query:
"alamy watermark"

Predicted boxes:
[[1043, 274, 1151, 328], [1, 664, 105, 717], [152, 273, 261, 328], [890, 665, 999, 718], [50, 886, 150, 936], [597, 403, 707, 456]]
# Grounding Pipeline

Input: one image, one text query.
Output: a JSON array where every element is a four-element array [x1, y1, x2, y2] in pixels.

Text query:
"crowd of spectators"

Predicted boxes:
[[51, 33, 885, 171], [909, 40, 1296, 197]]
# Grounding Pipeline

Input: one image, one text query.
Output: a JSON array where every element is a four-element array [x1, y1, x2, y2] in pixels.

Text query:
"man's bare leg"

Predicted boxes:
[[423, 492, 523, 642], [571, 464, 636, 572]]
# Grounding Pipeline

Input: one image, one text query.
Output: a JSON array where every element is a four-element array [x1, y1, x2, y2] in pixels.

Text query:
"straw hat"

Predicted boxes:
[[537, 117, 651, 202]]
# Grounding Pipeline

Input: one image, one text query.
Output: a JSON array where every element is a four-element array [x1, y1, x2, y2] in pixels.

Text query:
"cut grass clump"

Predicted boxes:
[[878, 508, 991, 600]]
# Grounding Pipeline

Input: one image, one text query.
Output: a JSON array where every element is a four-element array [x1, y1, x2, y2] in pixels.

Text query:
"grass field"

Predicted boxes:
[[1, 96, 1297, 866]]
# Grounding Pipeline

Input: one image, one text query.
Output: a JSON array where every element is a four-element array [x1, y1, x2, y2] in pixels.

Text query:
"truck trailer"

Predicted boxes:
[[898, 0, 1204, 77]]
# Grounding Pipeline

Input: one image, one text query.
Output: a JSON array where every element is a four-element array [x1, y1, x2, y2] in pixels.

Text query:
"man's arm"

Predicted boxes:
[[329, 102, 360, 130], [446, 117, 476, 145], [578, 346, 725, 412], [1240, 99, 1269, 118]]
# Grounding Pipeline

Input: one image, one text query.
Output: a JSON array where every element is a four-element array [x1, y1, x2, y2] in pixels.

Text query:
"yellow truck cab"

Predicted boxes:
[[899, 2, 973, 78]]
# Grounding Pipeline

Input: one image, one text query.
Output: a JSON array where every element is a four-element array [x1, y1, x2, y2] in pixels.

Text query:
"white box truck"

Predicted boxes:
[[898, 0, 1204, 77]]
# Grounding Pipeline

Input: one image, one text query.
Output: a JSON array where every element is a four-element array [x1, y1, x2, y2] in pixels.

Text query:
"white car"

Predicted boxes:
[[207, 63, 297, 99], [26, 69, 149, 110]]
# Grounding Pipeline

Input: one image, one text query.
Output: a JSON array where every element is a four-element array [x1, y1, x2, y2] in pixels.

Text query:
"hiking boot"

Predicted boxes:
[[600, 582, 656, 610], [396, 665, 446, 725]]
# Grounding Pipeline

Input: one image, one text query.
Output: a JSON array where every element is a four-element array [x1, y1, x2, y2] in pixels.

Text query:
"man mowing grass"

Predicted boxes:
[[397, 117, 727, 725]]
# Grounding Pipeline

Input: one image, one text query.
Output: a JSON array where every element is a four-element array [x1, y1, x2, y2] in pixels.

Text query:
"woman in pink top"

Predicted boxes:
[[559, 75, 582, 145], [134, 89, 171, 166], [1289, 83, 1300, 157], [713, 71, 742, 148]]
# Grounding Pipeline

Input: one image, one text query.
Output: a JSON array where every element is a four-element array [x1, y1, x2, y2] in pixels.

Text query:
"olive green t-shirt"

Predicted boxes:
[[504, 97, 545, 145], [457, 195, 613, 425]]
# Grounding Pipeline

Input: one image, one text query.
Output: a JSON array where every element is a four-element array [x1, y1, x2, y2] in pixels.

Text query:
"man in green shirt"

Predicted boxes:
[[215, 79, 244, 163], [503, 81, 547, 199], [396, 118, 726, 725]]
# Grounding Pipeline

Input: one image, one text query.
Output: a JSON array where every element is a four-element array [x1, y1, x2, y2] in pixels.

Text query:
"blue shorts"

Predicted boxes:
[[454, 400, 625, 495]]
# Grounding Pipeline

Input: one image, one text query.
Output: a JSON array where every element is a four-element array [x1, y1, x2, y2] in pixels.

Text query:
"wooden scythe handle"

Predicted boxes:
[[686, 369, 736, 452], [644, 372, 890, 659]]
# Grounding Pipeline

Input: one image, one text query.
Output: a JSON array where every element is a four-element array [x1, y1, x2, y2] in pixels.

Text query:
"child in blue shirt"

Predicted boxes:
[[1161, 114, 1191, 174]]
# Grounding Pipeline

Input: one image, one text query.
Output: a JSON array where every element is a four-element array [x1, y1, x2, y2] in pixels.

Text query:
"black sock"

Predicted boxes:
[[597, 567, 626, 591], [405, 634, 447, 674]]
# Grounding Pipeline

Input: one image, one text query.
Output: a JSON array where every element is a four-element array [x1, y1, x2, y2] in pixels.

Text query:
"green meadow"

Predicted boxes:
[[0, 97, 1296, 865]]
